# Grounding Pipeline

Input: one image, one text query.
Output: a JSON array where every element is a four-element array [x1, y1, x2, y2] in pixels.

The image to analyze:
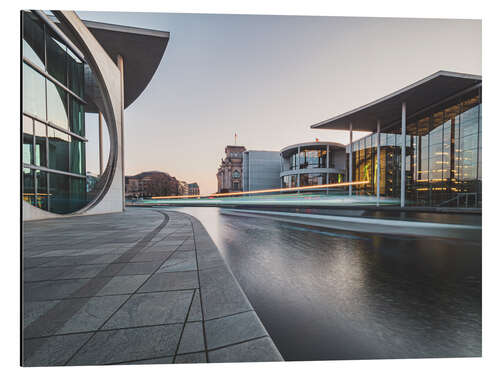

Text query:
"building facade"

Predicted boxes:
[[311, 71, 481, 208], [188, 183, 200, 196], [242, 151, 281, 191], [22, 11, 169, 220], [178, 180, 188, 196], [280, 142, 346, 191], [216, 145, 246, 193]]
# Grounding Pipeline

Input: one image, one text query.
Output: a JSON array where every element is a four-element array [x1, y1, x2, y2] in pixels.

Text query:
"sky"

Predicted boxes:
[[78, 11, 481, 194]]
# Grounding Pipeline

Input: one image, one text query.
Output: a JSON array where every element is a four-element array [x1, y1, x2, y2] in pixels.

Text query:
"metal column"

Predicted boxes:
[[401, 102, 406, 208], [349, 122, 353, 196], [376, 120, 381, 206]]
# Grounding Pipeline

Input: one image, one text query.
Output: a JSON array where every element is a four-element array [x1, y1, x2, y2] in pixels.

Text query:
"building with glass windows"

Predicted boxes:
[[280, 142, 346, 191], [22, 11, 169, 220], [311, 71, 482, 208], [242, 150, 281, 191]]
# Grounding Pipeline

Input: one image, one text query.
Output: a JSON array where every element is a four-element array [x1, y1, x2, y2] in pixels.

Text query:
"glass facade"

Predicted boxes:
[[22, 11, 87, 214], [349, 87, 482, 208], [280, 143, 347, 193], [282, 145, 337, 171]]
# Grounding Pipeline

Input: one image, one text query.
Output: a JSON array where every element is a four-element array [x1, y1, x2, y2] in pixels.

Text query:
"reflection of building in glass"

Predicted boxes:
[[242, 151, 281, 191], [188, 183, 200, 196], [311, 71, 481, 208], [22, 11, 169, 219], [216, 145, 246, 193], [280, 142, 346, 192], [22, 11, 87, 214]]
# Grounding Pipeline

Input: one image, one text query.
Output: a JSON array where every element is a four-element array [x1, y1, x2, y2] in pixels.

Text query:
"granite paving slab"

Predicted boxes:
[[139, 271, 199, 292], [68, 324, 183, 365], [205, 311, 268, 350], [198, 265, 253, 320], [174, 352, 207, 363], [22, 208, 283, 366], [208, 337, 283, 363], [102, 290, 193, 329], [24, 278, 90, 301], [177, 322, 205, 354], [23, 333, 93, 366], [158, 251, 197, 272]]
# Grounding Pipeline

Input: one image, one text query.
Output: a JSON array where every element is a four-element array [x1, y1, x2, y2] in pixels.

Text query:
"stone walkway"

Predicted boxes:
[[22, 208, 283, 366]]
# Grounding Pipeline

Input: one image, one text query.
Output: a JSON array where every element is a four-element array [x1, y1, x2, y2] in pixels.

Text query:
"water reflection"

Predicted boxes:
[[170, 207, 481, 360]]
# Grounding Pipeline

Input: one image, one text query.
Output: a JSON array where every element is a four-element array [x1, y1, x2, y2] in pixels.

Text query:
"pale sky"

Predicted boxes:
[[78, 11, 481, 194]]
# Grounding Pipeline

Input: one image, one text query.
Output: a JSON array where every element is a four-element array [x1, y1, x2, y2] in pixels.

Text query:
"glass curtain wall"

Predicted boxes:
[[349, 88, 481, 208], [22, 11, 87, 214], [282, 145, 338, 171]]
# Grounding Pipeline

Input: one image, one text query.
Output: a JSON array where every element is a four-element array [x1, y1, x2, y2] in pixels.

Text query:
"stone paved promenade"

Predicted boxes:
[[22, 208, 283, 366]]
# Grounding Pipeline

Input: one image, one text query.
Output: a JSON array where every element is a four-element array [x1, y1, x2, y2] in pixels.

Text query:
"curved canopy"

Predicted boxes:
[[50, 16, 170, 111]]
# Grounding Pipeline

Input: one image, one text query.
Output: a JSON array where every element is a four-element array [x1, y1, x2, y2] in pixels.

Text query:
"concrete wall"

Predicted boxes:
[[243, 151, 281, 191]]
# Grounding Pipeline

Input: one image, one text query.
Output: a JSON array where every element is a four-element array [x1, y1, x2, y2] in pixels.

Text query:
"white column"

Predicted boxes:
[[326, 144, 330, 194], [376, 120, 381, 207], [297, 146, 301, 192], [401, 102, 406, 208], [116, 54, 125, 210], [349, 122, 353, 196]]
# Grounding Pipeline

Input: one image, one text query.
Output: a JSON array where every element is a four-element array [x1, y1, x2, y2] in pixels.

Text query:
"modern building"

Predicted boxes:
[[188, 182, 200, 196], [22, 11, 169, 220], [280, 141, 346, 191], [311, 71, 482, 208], [242, 150, 281, 191], [216, 145, 246, 193]]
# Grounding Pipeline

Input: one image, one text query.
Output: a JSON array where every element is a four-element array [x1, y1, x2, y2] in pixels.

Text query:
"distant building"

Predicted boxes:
[[242, 151, 281, 191], [216, 145, 246, 193], [125, 171, 180, 198], [188, 183, 200, 196], [280, 141, 347, 191], [178, 181, 188, 196]]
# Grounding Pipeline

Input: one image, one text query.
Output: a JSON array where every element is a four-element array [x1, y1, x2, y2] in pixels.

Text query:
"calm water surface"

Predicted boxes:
[[170, 207, 481, 361]]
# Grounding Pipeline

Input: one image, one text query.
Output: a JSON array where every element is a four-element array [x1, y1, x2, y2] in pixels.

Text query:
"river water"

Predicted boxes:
[[170, 207, 481, 361]]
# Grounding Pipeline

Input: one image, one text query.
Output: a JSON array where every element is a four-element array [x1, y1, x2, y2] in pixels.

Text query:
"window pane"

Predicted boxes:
[[23, 63, 46, 120], [49, 172, 70, 214], [70, 138, 85, 175], [68, 48, 84, 98], [47, 80, 68, 129], [22, 12, 45, 69], [23, 116, 34, 165], [69, 97, 84, 135], [48, 127, 69, 172], [460, 133, 478, 151], [22, 168, 35, 206], [34, 121, 47, 167], [70, 177, 87, 211], [46, 31, 67, 86], [35, 170, 48, 211]]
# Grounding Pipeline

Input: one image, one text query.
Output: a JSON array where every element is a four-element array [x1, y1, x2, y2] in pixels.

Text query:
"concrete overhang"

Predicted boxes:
[[281, 141, 346, 153], [49, 15, 170, 112], [310, 71, 482, 132]]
